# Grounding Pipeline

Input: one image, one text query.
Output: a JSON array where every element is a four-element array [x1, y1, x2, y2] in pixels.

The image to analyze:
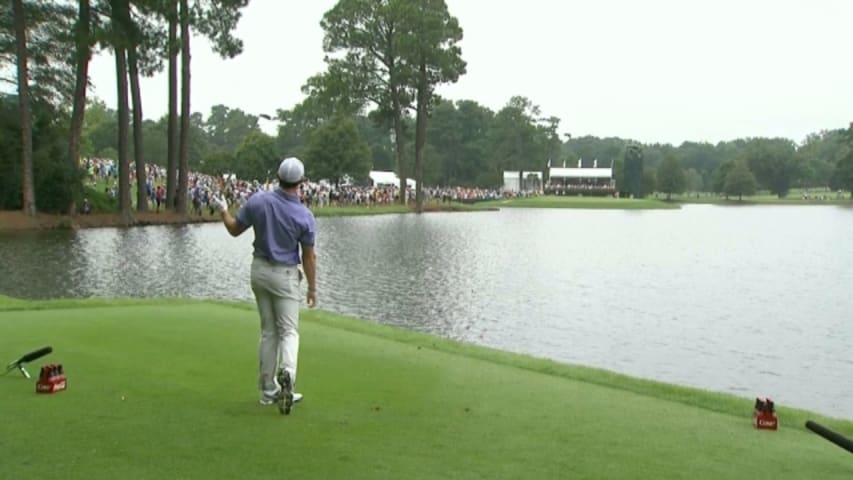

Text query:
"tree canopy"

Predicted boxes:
[[1, 1, 852, 214]]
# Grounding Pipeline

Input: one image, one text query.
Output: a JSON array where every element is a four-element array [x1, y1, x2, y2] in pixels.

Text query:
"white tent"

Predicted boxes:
[[369, 170, 416, 188], [503, 171, 543, 192], [503, 171, 521, 192]]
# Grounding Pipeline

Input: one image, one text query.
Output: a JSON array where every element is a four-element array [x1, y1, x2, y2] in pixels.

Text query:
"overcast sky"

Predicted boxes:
[[87, 0, 853, 146]]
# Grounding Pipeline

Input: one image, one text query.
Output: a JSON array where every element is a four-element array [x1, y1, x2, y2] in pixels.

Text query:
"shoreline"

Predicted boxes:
[[0, 210, 221, 232], [3, 195, 848, 232], [4, 294, 853, 428], [0, 203, 495, 232]]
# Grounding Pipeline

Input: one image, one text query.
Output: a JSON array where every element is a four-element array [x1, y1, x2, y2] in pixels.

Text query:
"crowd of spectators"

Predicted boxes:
[[544, 181, 617, 196], [82, 158, 536, 215]]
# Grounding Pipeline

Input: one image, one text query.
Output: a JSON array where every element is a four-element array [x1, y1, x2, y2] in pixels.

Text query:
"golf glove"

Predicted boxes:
[[213, 196, 228, 213]]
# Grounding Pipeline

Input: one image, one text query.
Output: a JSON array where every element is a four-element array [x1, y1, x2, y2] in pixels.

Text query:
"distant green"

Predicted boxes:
[[479, 195, 680, 210], [672, 191, 853, 206], [2, 297, 852, 479]]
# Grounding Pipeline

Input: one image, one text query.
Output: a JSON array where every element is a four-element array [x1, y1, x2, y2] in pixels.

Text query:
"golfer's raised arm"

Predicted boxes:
[[214, 196, 247, 237]]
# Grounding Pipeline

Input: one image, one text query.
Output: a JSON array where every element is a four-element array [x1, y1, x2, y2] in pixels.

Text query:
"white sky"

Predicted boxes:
[[87, 0, 853, 145]]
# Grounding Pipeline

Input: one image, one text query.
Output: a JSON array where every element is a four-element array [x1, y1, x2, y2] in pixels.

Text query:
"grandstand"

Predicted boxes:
[[546, 159, 615, 196]]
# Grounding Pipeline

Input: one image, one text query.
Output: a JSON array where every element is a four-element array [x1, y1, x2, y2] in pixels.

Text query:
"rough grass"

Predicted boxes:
[[83, 181, 119, 212], [2, 297, 853, 479]]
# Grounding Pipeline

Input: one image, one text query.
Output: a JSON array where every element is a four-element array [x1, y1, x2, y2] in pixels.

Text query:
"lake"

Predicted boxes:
[[2, 205, 851, 419]]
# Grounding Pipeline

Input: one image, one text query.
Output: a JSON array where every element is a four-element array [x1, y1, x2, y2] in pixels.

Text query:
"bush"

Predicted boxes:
[[0, 95, 85, 214]]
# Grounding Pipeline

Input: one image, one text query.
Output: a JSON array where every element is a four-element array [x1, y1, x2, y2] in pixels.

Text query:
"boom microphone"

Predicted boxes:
[[4, 346, 53, 378], [15, 346, 53, 365], [806, 420, 853, 455]]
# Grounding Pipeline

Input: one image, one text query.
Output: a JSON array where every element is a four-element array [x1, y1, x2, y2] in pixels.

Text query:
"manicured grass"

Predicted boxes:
[[479, 195, 680, 210], [672, 194, 853, 206], [670, 188, 853, 206], [2, 297, 852, 479]]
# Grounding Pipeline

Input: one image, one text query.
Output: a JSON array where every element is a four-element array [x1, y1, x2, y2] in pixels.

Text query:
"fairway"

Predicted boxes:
[[2, 299, 852, 479]]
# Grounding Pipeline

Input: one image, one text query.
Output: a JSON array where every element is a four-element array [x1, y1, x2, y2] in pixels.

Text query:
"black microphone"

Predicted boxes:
[[806, 420, 853, 455], [5, 346, 53, 378], [14, 346, 53, 366]]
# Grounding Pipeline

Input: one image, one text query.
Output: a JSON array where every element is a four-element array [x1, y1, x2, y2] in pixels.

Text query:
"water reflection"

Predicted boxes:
[[1, 205, 852, 419]]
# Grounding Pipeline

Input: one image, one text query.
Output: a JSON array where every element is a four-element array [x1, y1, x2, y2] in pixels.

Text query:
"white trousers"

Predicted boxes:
[[250, 257, 301, 399]]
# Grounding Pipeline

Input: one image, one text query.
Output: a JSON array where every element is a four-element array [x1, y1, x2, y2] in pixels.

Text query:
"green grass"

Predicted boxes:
[[2, 297, 852, 479], [82, 179, 119, 213], [670, 188, 853, 206], [479, 195, 680, 210], [672, 193, 853, 206]]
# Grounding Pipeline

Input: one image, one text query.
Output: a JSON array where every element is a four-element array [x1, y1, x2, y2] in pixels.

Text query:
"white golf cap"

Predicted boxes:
[[277, 157, 305, 183]]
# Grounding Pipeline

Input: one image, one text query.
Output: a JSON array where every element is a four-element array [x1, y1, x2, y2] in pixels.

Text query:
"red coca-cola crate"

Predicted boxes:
[[36, 364, 67, 394], [753, 397, 778, 430]]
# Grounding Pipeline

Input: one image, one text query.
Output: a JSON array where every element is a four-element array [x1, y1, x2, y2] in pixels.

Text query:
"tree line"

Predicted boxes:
[[611, 131, 853, 200], [3, 0, 853, 219], [2, 0, 247, 222]]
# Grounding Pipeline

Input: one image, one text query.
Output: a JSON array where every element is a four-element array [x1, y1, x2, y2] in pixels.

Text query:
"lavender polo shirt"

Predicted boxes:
[[235, 189, 316, 265]]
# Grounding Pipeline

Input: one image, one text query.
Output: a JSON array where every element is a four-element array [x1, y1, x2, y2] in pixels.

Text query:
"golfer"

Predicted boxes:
[[214, 157, 317, 415]]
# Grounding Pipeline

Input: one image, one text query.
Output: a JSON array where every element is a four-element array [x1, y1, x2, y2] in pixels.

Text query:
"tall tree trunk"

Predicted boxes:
[[414, 62, 428, 213], [115, 46, 132, 226], [12, 0, 35, 216], [392, 90, 406, 206], [67, 0, 91, 215], [385, 29, 407, 205], [128, 45, 148, 212], [518, 170, 523, 195], [176, 0, 190, 215], [166, 0, 178, 210]]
